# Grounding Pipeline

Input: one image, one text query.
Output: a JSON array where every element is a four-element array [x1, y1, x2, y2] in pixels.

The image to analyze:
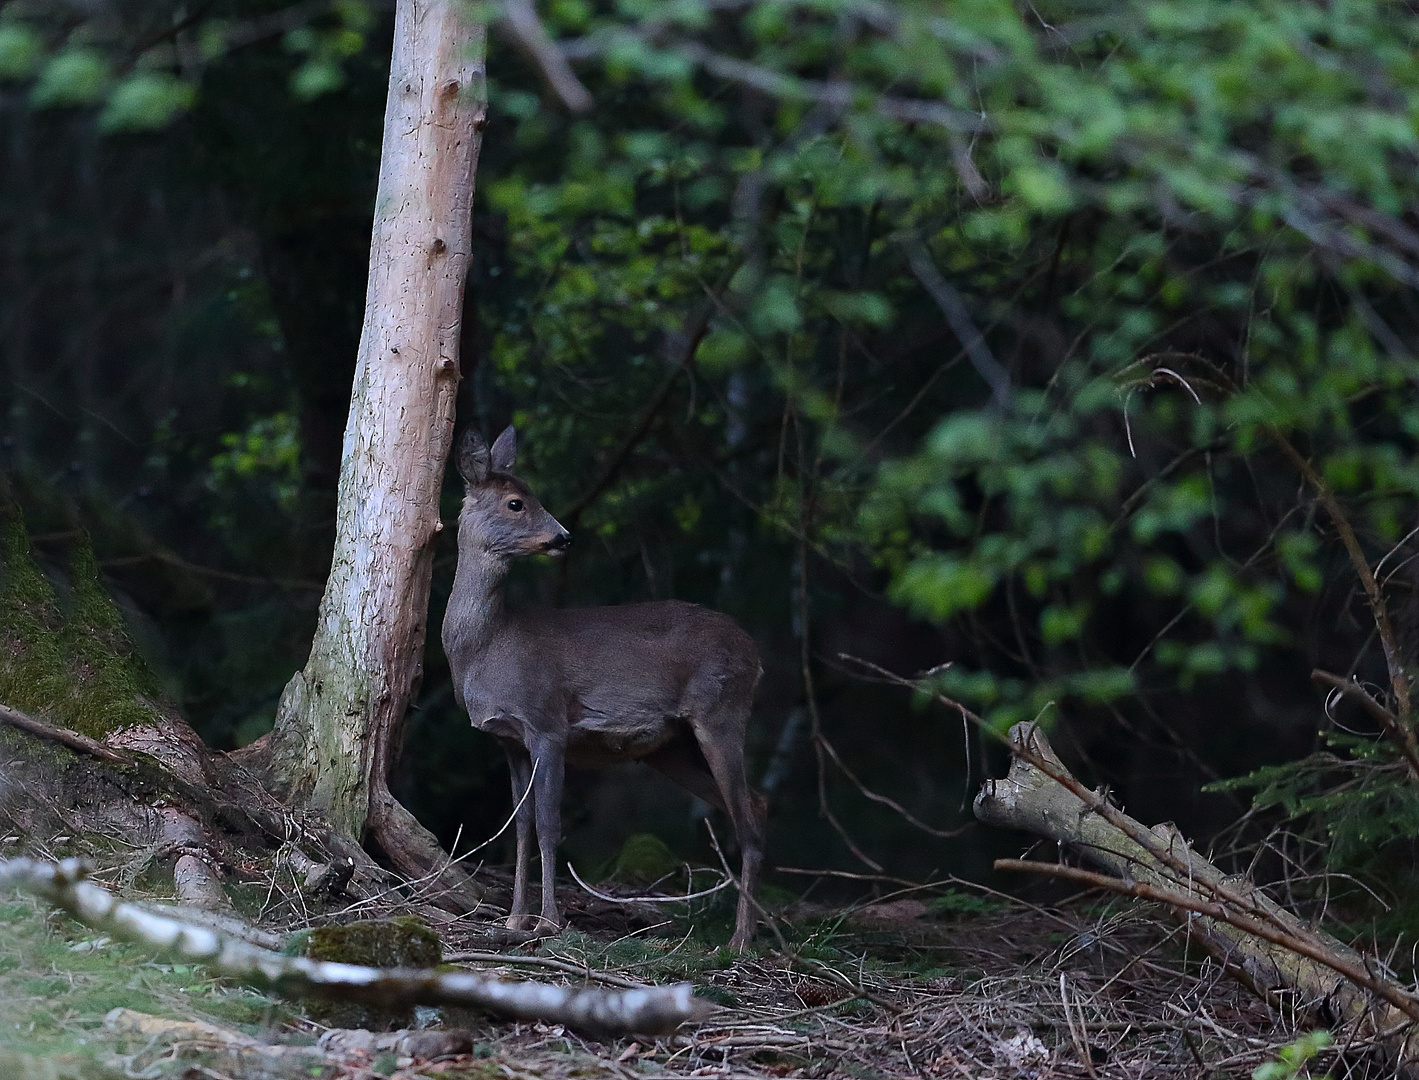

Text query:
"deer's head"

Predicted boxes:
[[454, 426, 571, 559]]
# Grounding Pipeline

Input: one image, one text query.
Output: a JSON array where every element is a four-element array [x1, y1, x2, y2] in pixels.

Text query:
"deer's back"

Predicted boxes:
[[512, 598, 758, 692], [459, 599, 758, 762]]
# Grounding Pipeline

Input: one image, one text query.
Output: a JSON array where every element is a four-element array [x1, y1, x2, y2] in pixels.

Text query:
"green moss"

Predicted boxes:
[[0, 503, 165, 740], [426, 1061, 503, 1080], [304, 916, 441, 968], [0, 1051, 125, 1080], [302, 916, 441, 1030], [0, 895, 290, 1064], [604, 833, 680, 885], [539, 929, 734, 988], [925, 890, 1008, 920]]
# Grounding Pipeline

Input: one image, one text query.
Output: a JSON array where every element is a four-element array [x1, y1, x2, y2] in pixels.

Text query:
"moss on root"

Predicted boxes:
[[0, 501, 165, 740], [304, 916, 442, 969], [299, 917, 442, 1029], [605, 833, 681, 886]]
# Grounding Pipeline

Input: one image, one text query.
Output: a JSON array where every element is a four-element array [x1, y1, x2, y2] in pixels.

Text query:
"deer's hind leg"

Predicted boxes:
[[688, 686, 766, 951], [644, 732, 728, 812], [505, 746, 535, 931]]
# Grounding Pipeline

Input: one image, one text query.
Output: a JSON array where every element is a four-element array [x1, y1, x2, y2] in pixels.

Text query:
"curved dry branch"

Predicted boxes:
[[975, 723, 1419, 1075], [1274, 435, 1414, 733], [1, 857, 708, 1036]]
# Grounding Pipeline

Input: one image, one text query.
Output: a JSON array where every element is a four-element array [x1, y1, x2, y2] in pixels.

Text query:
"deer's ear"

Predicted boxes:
[[490, 425, 517, 473], [455, 428, 491, 484]]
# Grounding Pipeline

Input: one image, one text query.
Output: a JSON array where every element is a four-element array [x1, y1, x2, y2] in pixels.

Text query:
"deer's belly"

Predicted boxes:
[[565, 708, 677, 766]]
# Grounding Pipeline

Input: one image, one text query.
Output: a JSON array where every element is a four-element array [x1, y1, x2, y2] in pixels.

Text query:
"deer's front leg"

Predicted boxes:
[[505, 747, 535, 931], [529, 736, 565, 932]]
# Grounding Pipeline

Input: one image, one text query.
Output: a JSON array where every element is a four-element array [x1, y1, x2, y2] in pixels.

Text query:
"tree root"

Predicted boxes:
[[975, 721, 1419, 1076], [3, 856, 708, 1036], [368, 781, 488, 914]]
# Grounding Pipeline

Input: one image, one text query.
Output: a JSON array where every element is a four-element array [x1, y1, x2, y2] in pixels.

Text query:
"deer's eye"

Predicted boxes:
[[506, 499, 524, 512]]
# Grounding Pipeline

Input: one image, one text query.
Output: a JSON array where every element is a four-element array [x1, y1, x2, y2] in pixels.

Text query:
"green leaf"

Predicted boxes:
[[891, 555, 998, 621], [1040, 603, 1088, 644], [697, 329, 751, 373], [98, 73, 195, 133], [31, 49, 109, 108], [749, 279, 801, 335], [0, 24, 43, 81], [291, 58, 345, 99]]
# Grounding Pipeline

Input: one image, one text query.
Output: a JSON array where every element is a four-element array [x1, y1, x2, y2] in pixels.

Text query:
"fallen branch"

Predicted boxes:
[[0, 703, 134, 765], [3, 857, 707, 1036], [975, 722, 1419, 1073], [104, 1007, 473, 1065]]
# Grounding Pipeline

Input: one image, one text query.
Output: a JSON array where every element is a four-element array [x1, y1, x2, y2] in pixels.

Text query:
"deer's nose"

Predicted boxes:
[[548, 530, 572, 550]]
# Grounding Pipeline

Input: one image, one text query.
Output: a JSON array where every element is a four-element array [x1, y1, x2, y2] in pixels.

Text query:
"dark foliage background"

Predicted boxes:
[[3, 0, 1419, 940]]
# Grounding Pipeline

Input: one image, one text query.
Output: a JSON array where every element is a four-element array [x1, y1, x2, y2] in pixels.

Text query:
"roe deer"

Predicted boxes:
[[442, 426, 766, 950]]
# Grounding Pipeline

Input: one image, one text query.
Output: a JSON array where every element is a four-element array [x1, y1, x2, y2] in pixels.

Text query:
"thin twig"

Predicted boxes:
[[903, 236, 1011, 410], [816, 731, 972, 839], [1311, 669, 1419, 779], [445, 949, 646, 989], [1274, 434, 1413, 728], [566, 861, 733, 905], [995, 858, 1419, 1023], [558, 31, 987, 134], [704, 819, 792, 954], [561, 309, 712, 527]]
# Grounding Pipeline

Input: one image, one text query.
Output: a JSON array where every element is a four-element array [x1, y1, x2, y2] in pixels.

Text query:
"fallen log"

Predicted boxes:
[[974, 722, 1419, 1073], [2, 857, 707, 1036], [104, 1007, 474, 1064]]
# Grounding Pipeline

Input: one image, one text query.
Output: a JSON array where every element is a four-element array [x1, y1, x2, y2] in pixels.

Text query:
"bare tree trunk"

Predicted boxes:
[[262, 0, 487, 892]]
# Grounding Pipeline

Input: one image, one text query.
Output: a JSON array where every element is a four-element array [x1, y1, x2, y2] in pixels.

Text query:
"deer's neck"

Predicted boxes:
[[445, 543, 509, 658]]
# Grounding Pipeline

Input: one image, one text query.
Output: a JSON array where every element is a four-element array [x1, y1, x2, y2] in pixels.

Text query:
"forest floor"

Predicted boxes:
[[0, 840, 1347, 1080]]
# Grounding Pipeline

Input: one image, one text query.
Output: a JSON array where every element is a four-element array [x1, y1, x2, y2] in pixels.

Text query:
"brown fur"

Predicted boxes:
[[442, 426, 766, 949]]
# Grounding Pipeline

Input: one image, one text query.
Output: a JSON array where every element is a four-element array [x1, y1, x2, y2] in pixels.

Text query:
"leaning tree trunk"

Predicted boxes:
[[262, 0, 487, 902]]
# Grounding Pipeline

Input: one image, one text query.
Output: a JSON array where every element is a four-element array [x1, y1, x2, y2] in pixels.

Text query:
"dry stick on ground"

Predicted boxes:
[[103, 1007, 475, 1067], [975, 722, 1419, 1073], [852, 657, 1373, 953], [845, 659, 1419, 1062], [2, 857, 707, 1036]]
